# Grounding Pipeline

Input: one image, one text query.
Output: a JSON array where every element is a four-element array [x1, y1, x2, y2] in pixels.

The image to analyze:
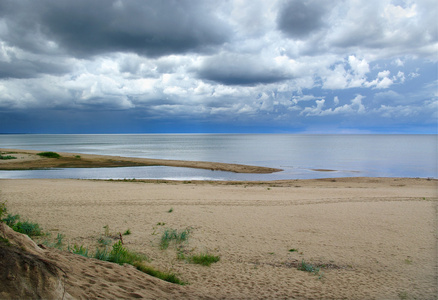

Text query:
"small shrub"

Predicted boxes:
[[288, 248, 298, 252], [189, 253, 220, 266], [123, 229, 131, 235], [37, 152, 61, 159], [168, 208, 174, 213]]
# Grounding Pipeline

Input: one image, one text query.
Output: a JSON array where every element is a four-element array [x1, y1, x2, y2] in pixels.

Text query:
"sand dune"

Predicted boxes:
[[1, 177, 437, 299]]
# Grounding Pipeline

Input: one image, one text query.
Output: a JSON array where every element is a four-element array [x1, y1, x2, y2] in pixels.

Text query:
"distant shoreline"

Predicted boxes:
[[0, 148, 282, 174]]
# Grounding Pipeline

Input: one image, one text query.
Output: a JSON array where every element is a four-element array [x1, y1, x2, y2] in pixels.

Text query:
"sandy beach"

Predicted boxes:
[[1, 176, 437, 299]]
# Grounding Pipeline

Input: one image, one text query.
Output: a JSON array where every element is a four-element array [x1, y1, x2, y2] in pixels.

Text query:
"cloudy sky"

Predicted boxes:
[[0, 0, 436, 133]]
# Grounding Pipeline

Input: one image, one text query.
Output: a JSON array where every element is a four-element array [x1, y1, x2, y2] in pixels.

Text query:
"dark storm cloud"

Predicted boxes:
[[277, 0, 331, 39], [0, 0, 231, 58], [197, 53, 292, 86]]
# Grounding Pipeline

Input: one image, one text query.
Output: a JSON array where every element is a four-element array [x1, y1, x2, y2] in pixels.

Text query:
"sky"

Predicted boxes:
[[0, 0, 437, 134]]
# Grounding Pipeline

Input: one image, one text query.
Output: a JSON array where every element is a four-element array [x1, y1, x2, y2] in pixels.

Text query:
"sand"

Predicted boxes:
[[1, 177, 437, 299]]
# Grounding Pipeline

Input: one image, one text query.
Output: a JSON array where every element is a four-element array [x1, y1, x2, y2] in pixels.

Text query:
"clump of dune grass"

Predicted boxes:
[[0, 155, 16, 160], [160, 228, 190, 250], [134, 262, 186, 285], [69, 244, 89, 257], [188, 253, 220, 266], [3, 214, 43, 237], [37, 151, 61, 158], [1, 203, 43, 237]]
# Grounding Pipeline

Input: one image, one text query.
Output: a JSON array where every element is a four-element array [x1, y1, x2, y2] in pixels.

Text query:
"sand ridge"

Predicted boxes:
[[1, 177, 437, 299]]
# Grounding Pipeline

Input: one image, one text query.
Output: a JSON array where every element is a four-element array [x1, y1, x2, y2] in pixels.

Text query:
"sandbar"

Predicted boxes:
[[0, 148, 282, 174]]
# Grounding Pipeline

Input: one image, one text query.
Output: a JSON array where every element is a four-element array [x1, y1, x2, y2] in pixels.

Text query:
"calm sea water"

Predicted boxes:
[[0, 134, 436, 180]]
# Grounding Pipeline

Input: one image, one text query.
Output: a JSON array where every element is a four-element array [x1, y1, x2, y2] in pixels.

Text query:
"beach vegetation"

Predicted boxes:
[[12, 220, 43, 236], [74, 155, 81, 159], [123, 229, 131, 235], [298, 260, 323, 278], [0, 204, 43, 237], [134, 262, 186, 285], [0, 154, 17, 160], [69, 244, 89, 257], [3, 213, 20, 227], [98, 236, 112, 246], [167, 207, 174, 213], [37, 151, 61, 158], [188, 253, 220, 266], [160, 228, 190, 250], [103, 225, 110, 236], [55, 233, 65, 248], [288, 248, 298, 252], [0, 201, 7, 220]]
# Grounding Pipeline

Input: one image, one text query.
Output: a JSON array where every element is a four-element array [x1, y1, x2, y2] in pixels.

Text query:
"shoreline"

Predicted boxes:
[[0, 148, 282, 174]]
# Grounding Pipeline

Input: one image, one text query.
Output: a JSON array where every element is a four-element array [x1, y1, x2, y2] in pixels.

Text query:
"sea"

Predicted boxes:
[[0, 134, 436, 181]]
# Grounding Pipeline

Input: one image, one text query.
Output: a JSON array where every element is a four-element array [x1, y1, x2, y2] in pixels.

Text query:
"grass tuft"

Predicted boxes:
[[160, 228, 190, 250], [70, 244, 89, 257], [123, 229, 131, 235], [189, 253, 220, 266], [12, 221, 43, 236], [134, 262, 186, 285]]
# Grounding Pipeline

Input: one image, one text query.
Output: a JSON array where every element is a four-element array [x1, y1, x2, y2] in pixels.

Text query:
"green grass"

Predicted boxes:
[[0, 202, 7, 220], [188, 253, 220, 266], [134, 262, 186, 285], [298, 260, 323, 278], [12, 221, 43, 236], [92, 241, 186, 285], [107, 241, 147, 265], [37, 151, 61, 158], [69, 244, 89, 257], [288, 248, 298, 252], [0, 155, 17, 160], [168, 208, 174, 213], [123, 229, 131, 235], [160, 228, 190, 250], [3, 214, 20, 227]]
